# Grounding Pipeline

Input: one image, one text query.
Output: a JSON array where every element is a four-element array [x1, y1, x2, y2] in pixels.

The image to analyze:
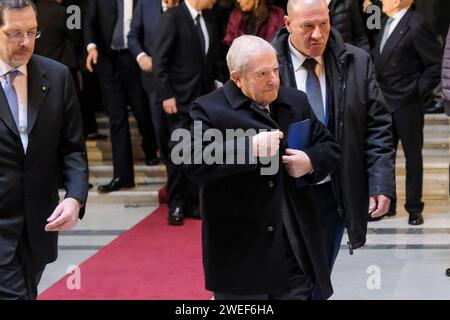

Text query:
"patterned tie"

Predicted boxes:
[[380, 17, 394, 53], [303, 58, 324, 124], [195, 14, 206, 54], [3, 70, 20, 128], [112, 0, 125, 49]]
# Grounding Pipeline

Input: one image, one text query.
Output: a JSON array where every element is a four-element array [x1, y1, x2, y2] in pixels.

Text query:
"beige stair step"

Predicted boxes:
[[424, 114, 450, 125], [96, 115, 137, 129], [396, 149, 449, 158], [62, 184, 165, 206]]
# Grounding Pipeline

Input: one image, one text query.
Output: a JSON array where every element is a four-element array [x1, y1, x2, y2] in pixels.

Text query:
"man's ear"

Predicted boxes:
[[284, 15, 291, 33], [230, 71, 242, 88]]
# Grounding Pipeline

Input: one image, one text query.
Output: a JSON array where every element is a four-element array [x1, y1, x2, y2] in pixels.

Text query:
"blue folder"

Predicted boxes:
[[286, 119, 311, 188]]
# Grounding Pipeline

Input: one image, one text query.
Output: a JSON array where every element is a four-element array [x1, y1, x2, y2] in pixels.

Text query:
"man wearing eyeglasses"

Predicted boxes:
[[0, 0, 88, 300]]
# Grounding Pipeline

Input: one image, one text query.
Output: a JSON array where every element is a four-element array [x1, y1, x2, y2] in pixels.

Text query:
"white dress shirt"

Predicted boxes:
[[288, 35, 327, 117], [185, 0, 209, 54], [385, 7, 410, 39], [0, 58, 28, 153], [288, 37, 330, 184]]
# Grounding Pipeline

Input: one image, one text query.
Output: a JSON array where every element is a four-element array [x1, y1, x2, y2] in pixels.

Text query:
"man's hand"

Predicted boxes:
[[86, 48, 99, 73], [252, 130, 284, 158], [163, 98, 178, 114], [138, 54, 152, 72], [369, 195, 391, 218], [282, 148, 313, 178], [45, 198, 81, 232]]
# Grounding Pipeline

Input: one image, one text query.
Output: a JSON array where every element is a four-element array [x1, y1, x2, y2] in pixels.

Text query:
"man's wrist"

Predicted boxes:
[[136, 52, 148, 62], [87, 43, 97, 52]]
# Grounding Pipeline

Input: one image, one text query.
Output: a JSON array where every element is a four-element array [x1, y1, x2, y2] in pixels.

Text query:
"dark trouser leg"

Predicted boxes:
[[309, 182, 345, 300], [392, 106, 425, 214], [95, 53, 134, 180], [0, 232, 46, 300], [165, 112, 199, 210], [116, 51, 158, 161], [71, 69, 98, 136], [141, 71, 170, 163]]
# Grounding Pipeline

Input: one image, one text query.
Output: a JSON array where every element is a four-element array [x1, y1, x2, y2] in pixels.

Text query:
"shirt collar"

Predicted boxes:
[[184, 0, 202, 21], [288, 35, 323, 72], [392, 7, 410, 22], [0, 57, 27, 78]]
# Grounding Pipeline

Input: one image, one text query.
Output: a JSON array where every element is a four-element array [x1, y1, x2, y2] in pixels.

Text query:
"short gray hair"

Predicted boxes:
[[226, 35, 277, 75], [0, 0, 36, 27]]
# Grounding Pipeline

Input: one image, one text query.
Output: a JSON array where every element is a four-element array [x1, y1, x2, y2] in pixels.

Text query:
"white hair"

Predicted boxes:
[[226, 35, 277, 74]]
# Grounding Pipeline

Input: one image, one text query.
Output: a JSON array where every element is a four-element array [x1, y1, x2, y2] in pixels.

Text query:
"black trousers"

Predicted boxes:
[[94, 50, 158, 179], [71, 69, 99, 136], [0, 231, 46, 300], [214, 229, 313, 300], [390, 105, 425, 214], [140, 71, 170, 163], [165, 112, 199, 211]]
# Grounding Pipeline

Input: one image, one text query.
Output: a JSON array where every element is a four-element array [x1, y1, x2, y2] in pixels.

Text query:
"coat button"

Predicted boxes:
[[392, 62, 397, 67], [267, 226, 274, 232], [267, 181, 274, 188]]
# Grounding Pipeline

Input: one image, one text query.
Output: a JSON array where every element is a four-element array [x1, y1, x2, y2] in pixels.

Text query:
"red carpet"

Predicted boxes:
[[38, 205, 212, 300]]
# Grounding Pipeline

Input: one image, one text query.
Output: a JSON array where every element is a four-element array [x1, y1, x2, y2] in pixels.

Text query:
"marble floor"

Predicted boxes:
[[38, 201, 450, 300], [332, 201, 450, 300]]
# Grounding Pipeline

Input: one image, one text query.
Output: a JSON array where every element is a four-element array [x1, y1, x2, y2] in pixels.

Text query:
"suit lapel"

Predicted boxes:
[[203, 11, 214, 56], [27, 57, 50, 135], [180, 2, 205, 57], [379, 9, 412, 68], [0, 84, 19, 137]]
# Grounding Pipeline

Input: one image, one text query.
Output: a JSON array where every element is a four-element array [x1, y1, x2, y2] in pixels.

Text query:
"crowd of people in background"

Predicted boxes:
[[26, 0, 450, 299]]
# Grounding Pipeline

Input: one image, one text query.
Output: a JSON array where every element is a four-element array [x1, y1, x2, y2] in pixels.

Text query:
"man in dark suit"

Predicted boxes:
[[373, 0, 442, 225], [128, 0, 179, 169], [272, 0, 395, 299], [0, 0, 88, 299], [84, 0, 159, 193], [185, 35, 340, 299], [34, 0, 104, 140], [153, 0, 226, 225]]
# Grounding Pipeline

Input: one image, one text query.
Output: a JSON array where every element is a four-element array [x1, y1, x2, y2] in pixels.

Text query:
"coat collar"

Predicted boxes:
[[223, 80, 291, 128], [0, 55, 49, 139], [26, 56, 50, 135]]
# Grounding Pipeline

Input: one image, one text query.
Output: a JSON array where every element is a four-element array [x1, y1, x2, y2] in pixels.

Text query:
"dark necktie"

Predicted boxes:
[[303, 58, 324, 124], [112, 0, 125, 49], [3, 70, 20, 128], [195, 14, 206, 54]]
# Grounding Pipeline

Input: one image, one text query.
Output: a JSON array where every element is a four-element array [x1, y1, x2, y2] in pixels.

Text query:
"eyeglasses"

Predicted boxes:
[[2, 30, 41, 42]]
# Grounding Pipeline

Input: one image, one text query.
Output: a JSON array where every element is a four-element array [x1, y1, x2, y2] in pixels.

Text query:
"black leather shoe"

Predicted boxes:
[[145, 158, 160, 166], [97, 178, 135, 193], [408, 212, 424, 225], [168, 207, 184, 226], [185, 206, 201, 220], [86, 132, 108, 140], [387, 210, 397, 217], [367, 214, 384, 222]]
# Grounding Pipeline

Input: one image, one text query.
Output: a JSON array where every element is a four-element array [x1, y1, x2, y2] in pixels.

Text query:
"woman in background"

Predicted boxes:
[[223, 0, 284, 47]]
